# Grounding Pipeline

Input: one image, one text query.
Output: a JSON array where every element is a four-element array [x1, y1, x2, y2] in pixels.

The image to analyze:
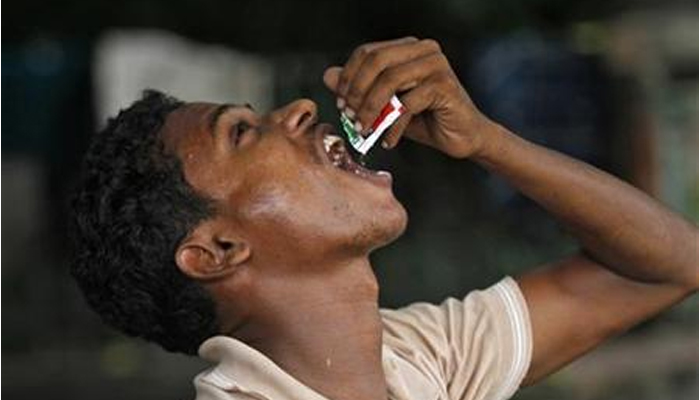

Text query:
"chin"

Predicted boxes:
[[365, 199, 409, 252]]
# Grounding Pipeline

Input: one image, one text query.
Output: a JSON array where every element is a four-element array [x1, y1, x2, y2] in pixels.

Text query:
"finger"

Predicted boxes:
[[381, 112, 413, 149], [337, 37, 418, 102], [344, 39, 441, 114], [323, 66, 342, 93], [382, 76, 440, 149], [356, 52, 448, 135]]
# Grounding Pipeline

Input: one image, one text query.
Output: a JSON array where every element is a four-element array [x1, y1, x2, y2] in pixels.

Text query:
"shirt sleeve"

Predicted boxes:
[[380, 277, 532, 400]]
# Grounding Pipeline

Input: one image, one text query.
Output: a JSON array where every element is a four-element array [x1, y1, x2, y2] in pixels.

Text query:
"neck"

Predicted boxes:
[[231, 257, 387, 400]]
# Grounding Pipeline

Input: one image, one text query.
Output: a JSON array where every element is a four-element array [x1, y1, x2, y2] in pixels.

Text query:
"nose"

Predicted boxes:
[[271, 99, 318, 138]]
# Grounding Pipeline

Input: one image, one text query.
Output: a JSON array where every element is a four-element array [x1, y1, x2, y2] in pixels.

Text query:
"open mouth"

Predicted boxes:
[[321, 133, 391, 186]]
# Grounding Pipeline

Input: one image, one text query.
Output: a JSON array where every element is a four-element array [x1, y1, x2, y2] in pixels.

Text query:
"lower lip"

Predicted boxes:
[[331, 155, 393, 187], [343, 165, 393, 188]]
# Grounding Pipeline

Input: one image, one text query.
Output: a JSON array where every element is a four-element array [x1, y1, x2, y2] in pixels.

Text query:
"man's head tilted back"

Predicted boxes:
[[70, 90, 408, 355]]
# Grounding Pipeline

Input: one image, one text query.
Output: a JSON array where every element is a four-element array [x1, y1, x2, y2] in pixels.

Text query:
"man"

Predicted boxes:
[[71, 37, 698, 400]]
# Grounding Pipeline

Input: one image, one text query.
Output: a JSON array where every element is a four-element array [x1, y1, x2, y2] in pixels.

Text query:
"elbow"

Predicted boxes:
[[680, 265, 698, 294], [678, 225, 698, 293], [681, 258, 698, 294]]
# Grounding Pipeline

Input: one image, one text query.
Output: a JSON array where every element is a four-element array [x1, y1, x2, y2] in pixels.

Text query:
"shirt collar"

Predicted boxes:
[[198, 336, 329, 400], [197, 335, 439, 400]]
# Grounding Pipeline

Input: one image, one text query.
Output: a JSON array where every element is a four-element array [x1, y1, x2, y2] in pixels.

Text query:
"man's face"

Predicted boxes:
[[162, 99, 407, 270]]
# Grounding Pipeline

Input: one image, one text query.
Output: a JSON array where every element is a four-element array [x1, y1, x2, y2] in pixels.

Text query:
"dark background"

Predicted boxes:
[[3, 0, 698, 399]]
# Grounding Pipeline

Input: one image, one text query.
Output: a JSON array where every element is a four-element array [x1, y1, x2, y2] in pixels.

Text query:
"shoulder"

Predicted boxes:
[[380, 277, 532, 400]]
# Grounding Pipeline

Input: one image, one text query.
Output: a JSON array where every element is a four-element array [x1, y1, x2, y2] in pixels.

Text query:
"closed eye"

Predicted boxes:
[[230, 121, 252, 147]]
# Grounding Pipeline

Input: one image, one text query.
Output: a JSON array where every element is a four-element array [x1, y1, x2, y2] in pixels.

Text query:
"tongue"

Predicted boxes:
[[342, 153, 375, 175], [328, 140, 377, 176]]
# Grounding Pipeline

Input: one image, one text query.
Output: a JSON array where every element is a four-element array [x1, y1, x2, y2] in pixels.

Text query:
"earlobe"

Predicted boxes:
[[176, 236, 252, 281]]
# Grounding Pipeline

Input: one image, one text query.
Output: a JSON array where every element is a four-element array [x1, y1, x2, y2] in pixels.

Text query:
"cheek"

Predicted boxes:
[[236, 173, 367, 250], [237, 174, 343, 228], [241, 185, 294, 220]]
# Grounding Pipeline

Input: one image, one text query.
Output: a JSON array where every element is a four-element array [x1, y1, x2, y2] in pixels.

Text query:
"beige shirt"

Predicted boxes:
[[193, 277, 532, 400]]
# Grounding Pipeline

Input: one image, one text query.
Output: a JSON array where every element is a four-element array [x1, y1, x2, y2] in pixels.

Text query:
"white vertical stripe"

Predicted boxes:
[[502, 281, 528, 395], [492, 278, 530, 400]]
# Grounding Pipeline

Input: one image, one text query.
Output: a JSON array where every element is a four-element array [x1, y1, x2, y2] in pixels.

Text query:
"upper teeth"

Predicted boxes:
[[323, 135, 342, 153]]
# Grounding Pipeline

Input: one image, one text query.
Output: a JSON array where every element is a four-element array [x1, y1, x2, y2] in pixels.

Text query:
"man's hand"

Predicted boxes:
[[323, 37, 489, 159]]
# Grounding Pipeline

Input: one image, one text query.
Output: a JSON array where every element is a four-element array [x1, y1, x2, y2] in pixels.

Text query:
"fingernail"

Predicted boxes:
[[382, 140, 390, 149], [344, 107, 355, 120], [336, 98, 345, 110], [354, 121, 363, 133]]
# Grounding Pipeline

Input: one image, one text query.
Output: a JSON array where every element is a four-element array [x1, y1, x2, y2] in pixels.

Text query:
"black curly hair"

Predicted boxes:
[[70, 90, 219, 355]]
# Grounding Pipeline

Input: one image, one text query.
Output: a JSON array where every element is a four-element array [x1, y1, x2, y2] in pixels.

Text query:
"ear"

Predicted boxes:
[[175, 222, 252, 281]]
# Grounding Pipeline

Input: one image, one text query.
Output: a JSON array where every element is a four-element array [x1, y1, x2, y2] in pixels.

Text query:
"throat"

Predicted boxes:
[[260, 303, 387, 400], [233, 260, 389, 400]]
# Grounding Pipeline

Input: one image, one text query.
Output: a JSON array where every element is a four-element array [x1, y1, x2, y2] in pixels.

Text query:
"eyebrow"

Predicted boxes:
[[207, 103, 255, 134]]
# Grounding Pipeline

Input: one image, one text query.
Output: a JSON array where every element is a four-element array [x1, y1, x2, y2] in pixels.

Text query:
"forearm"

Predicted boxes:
[[472, 122, 698, 289]]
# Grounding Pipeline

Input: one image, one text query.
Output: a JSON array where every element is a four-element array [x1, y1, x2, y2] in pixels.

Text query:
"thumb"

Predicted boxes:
[[323, 66, 342, 93]]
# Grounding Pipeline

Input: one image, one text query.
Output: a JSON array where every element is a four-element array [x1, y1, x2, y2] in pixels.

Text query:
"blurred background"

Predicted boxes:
[[2, 0, 698, 399]]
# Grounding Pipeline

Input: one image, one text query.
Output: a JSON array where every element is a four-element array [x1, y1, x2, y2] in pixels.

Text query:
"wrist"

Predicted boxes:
[[469, 120, 533, 174], [467, 119, 512, 164]]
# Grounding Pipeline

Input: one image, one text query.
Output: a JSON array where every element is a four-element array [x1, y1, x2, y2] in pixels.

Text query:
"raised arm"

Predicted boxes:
[[323, 37, 699, 385], [471, 122, 698, 384]]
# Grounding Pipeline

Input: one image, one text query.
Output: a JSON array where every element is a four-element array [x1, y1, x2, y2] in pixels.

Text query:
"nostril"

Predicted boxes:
[[281, 99, 318, 133], [298, 111, 312, 127]]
